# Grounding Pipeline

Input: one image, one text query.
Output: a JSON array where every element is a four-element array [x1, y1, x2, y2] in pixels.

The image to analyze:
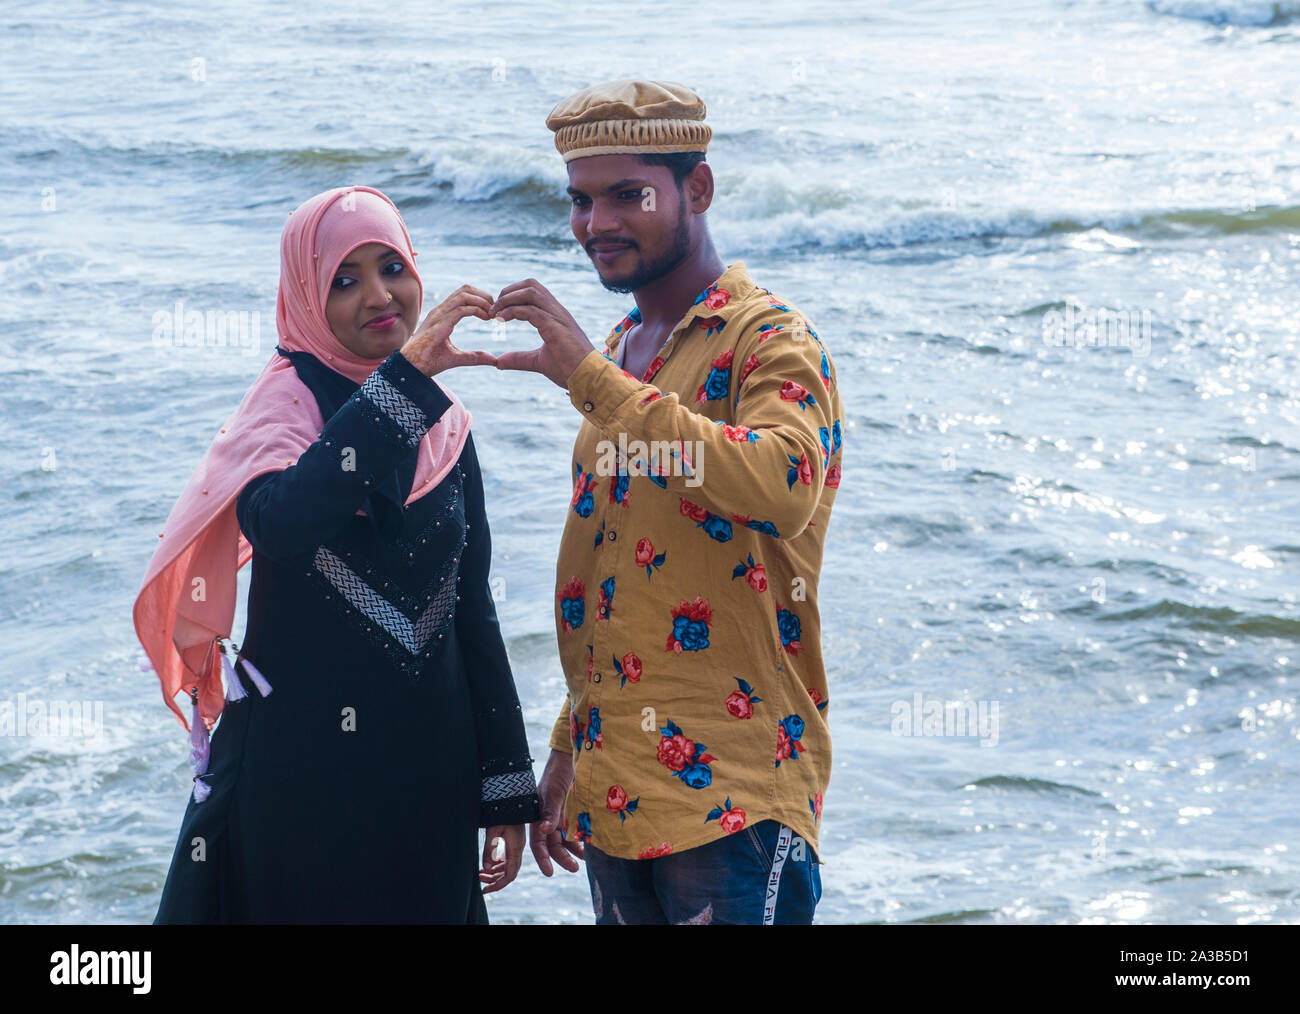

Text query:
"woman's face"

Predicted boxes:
[[324, 242, 420, 358]]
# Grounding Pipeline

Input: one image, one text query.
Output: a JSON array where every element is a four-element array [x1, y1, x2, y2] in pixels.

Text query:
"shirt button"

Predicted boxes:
[[582, 400, 594, 412], [607, 531, 616, 542]]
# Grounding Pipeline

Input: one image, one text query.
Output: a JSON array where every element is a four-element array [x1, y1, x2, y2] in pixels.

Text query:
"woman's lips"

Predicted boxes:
[[364, 313, 399, 330]]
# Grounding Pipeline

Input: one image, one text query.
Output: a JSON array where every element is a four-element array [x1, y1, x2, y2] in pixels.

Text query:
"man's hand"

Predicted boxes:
[[399, 284, 498, 377], [478, 823, 525, 894], [530, 748, 584, 875], [491, 279, 597, 388]]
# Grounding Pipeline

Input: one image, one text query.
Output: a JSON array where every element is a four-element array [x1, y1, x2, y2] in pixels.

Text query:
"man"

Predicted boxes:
[[490, 79, 843, 924]]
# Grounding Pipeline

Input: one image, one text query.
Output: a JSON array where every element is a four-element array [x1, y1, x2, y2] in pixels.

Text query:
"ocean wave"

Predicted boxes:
[[0, 128, 566, 204], [1147, 0, 1300, 26], [960, 775, 1102, 797], [714, 201, 1300, 253], [1100, 599, 1300, 637], [8, 126, 1298, 252]]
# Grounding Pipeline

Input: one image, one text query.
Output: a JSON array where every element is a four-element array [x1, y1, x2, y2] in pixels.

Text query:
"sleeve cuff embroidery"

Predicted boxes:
[[481, 768, 538, 803], [358, 365, 429, 447]]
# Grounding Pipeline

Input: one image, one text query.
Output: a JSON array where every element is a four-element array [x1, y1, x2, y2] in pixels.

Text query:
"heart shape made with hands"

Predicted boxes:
[[401, 280, 597, 387]]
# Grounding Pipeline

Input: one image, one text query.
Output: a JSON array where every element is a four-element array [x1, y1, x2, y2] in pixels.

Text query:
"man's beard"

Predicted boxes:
[[595, 204, 691, 294]]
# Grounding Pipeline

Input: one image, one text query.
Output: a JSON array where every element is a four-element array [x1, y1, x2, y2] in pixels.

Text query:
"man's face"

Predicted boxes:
[[566, 154, 691, 294]]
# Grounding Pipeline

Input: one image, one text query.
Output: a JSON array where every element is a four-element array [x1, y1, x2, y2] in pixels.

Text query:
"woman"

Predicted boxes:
[[134, 186, 539, 923]]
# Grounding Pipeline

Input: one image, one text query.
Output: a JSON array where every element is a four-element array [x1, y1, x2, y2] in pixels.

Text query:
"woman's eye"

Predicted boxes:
[[331, 276, 355, 290], [382, 260, 405, 275]]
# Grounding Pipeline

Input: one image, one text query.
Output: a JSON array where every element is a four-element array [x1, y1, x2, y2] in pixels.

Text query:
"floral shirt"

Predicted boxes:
[[549, 261, 843, 861]]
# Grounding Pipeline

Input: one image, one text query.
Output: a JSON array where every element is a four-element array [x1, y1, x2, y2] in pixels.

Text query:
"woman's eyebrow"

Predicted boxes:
[[336, 250, 400, 269]]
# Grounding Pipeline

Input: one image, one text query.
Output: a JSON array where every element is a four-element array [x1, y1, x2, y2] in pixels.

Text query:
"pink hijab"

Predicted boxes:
[[133, 186, 470, 735]]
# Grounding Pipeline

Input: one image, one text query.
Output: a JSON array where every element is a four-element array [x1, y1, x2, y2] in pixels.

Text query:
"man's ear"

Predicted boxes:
[[685, 162, 714, 214]]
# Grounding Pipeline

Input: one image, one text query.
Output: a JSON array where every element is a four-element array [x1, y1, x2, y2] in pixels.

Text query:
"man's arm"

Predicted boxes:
[[490, 278, 837, 541]]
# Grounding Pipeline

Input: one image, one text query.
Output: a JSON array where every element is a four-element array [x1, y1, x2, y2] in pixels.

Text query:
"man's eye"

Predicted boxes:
[[570, 195, 589, 207], [620, 190, 643, 200]]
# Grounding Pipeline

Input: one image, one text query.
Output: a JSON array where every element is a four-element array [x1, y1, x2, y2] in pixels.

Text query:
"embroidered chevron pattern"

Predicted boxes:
[[312, 544, 458, 656], [482, 770, 537, 802], [358, 370, 427, 446]]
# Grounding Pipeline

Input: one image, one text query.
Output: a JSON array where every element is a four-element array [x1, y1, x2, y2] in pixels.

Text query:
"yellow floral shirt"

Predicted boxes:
[[549, 261, 843, 861]]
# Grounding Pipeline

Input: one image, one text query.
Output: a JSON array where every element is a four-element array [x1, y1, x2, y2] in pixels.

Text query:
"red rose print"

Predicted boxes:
[[776, 725, 793, 762], [719, 807, 746, 834], [587, 654, 594, 682], [721, 423, 754, 442], [606, 784, 628, 812], [740, 353, 761, 383], [635, 537, 655, 567], [679, 497, 708, 523], [725, 690, 754, 720], [746, 564, 768, 593], [621, 652, 642, 683], [825, 463, 841, 488], [560, 577, 584, 599], [808, 687, 824, 706], [703, 288, 730, 311], [642, 356, 666, 382], [698, 315, 724, 331], [779, 380, 808, 402], [711, 348, 734, 370], [796, 452, 813, 485], [657, 733, 694, 772], [674, 596, 713, 624], [812, 791, 823, 819], [638, 842, 673, 859]]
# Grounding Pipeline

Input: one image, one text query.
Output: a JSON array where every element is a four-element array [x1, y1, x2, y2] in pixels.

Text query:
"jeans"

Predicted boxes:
[[584, 820, 822, 924]]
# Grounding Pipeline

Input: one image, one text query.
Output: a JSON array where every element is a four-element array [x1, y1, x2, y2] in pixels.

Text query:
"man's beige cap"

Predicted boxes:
[[546, 79, 711, 163]]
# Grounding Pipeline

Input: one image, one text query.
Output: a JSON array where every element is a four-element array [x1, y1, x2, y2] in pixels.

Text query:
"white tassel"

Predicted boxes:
[[188, 690, 211, 803], [221, 649, 247, 702], [239, 656, 273, 698]]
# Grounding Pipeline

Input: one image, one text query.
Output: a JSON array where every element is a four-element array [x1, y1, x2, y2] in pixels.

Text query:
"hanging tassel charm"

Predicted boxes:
[[238, 655, 273, 698], [217, 636, 273, 699], [219, 640, 247, 702], [188, 687, 211, 803]]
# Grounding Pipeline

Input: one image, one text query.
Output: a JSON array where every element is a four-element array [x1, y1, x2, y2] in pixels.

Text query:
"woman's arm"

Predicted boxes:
[[454, 432, 542, 829], [236, 349, 453, 561]]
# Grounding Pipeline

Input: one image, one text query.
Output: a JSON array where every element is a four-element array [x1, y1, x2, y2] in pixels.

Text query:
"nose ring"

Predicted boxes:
[[385, 291, 393, 302]]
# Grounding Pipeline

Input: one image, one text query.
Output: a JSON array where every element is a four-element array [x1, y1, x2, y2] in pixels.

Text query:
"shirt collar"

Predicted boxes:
[[604, 261, 756, 350]]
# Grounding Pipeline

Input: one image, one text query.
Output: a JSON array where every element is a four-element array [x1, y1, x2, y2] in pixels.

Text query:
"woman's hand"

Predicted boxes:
[[479, 823, 525, 894], [399, 284, 498, 377]]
